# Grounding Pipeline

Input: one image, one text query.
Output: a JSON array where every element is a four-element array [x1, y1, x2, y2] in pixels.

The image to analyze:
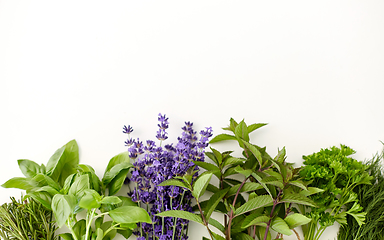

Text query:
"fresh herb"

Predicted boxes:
[[0, 196, 58, 240], [2, 140, 151, 240], [299, 145, 372, 240], [157, 118, 315, 240], [123, 114, 213, 240], [337, 147, 384, 240]]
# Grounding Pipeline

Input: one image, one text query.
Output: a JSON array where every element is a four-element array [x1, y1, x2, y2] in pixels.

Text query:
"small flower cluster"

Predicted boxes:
[[123, 114, 213, 240]]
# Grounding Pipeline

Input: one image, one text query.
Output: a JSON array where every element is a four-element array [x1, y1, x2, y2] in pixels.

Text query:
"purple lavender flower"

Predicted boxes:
[[122, 114, 212, 240]]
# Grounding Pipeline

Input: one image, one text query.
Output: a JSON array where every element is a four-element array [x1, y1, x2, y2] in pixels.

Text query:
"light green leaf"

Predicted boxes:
[[79, 189, 101, 210], [235, 120, 249, 142], [288, 180, 307, 190], [31, 173, 60, 191], [51, 194, 76, 227], [211, 148, 223, 165], [251, 172, 272, 198], [18, 159, 42, 178], [299, 187, 324, 197], [346, 202, 366, 226], [109, 206, 151, 224], [28, 191, 53, 209], [117, 229, 132, 239], [157, 210, 203, 225], [192, 172, 213, 199], [274, 147, 286, 163], [234, 195, 273, 216], [208, 218, 225, 233], [100, 196, 122, 205], [1, 177, 37, 191], [223, 157, 246, 167], [204, 188, 229, 220], [284, 213, 311, 229], [281, 193, 317, 207], [193, 161, 221, 178], [69, 174, 90, 199], [62, 173, 76, 194], [95, 228, 103, 240], [107, 169, 129, 196], [73, 219, 86, 240], [102, 162, 133, 186], [158, 179, 191, 190], [212, 232, 226, 240], [233, 232, 254, 240], [117, 196, 138, 207], [105, 152, 130, 173], [59, 233, 74, 240], [271, 217, 292, 235], [209, 134, 237, 143], [234, 166, 253, 178], [46, 140, 79, 187]]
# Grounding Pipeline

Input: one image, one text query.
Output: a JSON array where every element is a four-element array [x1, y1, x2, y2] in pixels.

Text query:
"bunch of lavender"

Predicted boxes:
[[122, 114, 213, 240]]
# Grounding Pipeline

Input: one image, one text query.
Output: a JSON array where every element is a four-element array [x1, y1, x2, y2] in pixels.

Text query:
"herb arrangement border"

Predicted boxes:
[[1, 114, 382, 240]]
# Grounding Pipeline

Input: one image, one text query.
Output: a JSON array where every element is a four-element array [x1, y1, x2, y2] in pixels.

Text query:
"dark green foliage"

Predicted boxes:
[[338, 148, 384, 240], [0, 197, 58, 240]]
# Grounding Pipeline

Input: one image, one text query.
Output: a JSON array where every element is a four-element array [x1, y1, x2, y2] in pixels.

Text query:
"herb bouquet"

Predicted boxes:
[[123, 114, 213, 240]]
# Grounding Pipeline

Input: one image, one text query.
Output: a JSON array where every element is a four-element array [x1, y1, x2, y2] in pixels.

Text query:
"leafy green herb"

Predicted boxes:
[[299, 145, 372, 240], [337, 147, 384, 240], [158, 118, 314, 240], [0, 196, 58, 240]]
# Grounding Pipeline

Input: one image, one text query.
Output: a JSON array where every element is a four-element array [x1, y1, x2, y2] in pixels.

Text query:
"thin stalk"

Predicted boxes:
[[84, 209, 97, 240], [103, 223, 120, 237], [196, 200, 214, 240]]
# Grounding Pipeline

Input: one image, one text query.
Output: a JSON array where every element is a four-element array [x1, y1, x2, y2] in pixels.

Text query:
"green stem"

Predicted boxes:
[[104, 223, 120, 237], [84, 209, 97, 240], [67, 218, 79, 240]]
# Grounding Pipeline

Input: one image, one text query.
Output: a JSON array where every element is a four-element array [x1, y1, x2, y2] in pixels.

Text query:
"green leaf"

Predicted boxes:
[[18, 159, 42, 178], [223, 157, 246, 167], [101, 221, 117, 239], [222, 118, 238, 132], [204, 188, 229, 220], [157, 210, 203, 225], [346, 202, 366, 226], [223, 166, 239, 177], [35, 185, 60, 195], [227, 182, 262, 197], [31, 173, 61, 191], [235, 195, 273, 216], [100, 196, 122, 205], [79, 189, 101, 210], [247, 123, 267, 134], [208, 218, 225, 233], [235, 120, 249, 144], [158, 179, 191, 190], [241, 141, 263, 167], [192, 172, 213, 199], [95, 228, 103, 240], [102, 162, 133, 186], [211, 148, 223, 165], [205, 152, 219, 166], [206, 183, 220, 193], [251, 172, 273, 198], [284, 213, 311, 229], [27, 190, 53, 209], [288, 180, 307, 190], [212, 232, 226, 240], [271, 217, 292, 235], [62, 173, 76, 194], [234, 166, 253, 178], [117, 229, 132, 239], [299, 187, 324, 196], [107, 169, 129, 196], [280, 193, 317, 207], [274, 147, 286, 163], [262, 177, 284, 189], [51, 194, 76, 227], [59, 233, 74, 240], [73, 219, 86, 240], [69, 174, 90, 199], [233, 232, 254, 240], [46, 140, 79, 187], [209, 134, 237, 143], [1, 177, 37, 191], [242, 215, 269, 228], [117, 196, 139, 207], [193, 161, 221, 178], [104, 151, 130, 173], [109, 206, 151, 224]]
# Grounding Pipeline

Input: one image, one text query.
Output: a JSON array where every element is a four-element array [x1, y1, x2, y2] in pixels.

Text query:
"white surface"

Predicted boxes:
[[1, 1, 384, 239]]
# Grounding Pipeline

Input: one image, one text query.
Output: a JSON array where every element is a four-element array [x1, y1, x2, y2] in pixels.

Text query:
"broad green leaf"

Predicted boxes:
[[227, 182, 262, 197], [59, 233, 74, 240], [104, 151, 130, 173], [264, 169, 283, 182], [234, 195, 273, 216], [223, 166, 239, 177], [346, 202, 366, 226], [31, 173, 60, 191], [102, 162, 133, 185], [206, 183, 219, 193], [119, 222, 137, 229], [62, 173, 76, 194], [209, 134, 237, 143], [251, 172, 273, 198], [299, 187, 324, 196], [262, 176, 284, 189], [247, 123, 267, 134], [205, 152, 219, 166], [274, 147, 286, 163], [157, 210, 203, 225], [204, 188, 229, 220], [241, 141, 263, 167], [211, 148, 223, 165], [95, 216, 104, 229], [242, 214, 269, 228], [222, 118, 238, 132], [212, 232, 226, 240], [281, 193, 317, 207], [284, 213, 311, 229], [118, 196, 139, 207], [117, 229, 132, 239], [95, 228, 103, 240], [271, 217, 292, 235], [1, 177, 37, 191], [109, 206, 151, 224], [18, 159, 42, 178], [28, 190, 53, 209], [107, 169, 129, 196], [208, 218, 225, 233], [73, 219, 86, 240], [79, 190, 101, 210], [234, 166, 252, 178], [158, 179, 191, 190], [46, 140, 79, 187], [35, 185, 60, 195], [69, 174, 90, 199], [193, 161, 221, 178], [101, 221, 117, 239], [192, 172, 213, 199], [100, 196, 122, 205], [52, 194, 76, 227]]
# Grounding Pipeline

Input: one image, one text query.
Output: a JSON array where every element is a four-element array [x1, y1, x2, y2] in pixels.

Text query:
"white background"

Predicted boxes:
[[1, 1, 384, 239]]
